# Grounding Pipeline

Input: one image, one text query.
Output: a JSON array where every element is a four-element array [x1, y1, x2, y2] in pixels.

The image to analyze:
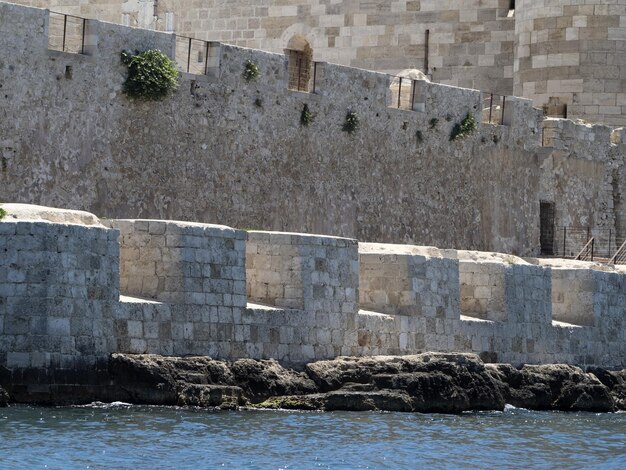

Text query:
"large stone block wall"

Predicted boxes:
[[551, 268, 595, 326], [359, 243, 459, 319], [102, 219, 247, 307], [0, 1, 556, 257], [0, 219, 119, 371], [246, 231, 359, 315], [514, 0, 626, 127], [459, 260, 506, 322]]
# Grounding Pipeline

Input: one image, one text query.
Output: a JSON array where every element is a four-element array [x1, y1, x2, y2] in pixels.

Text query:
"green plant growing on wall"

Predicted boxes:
[[243, 60, 261, 82], [429, 118, 439, 129], [300, 104, 314, 126], [342, 111, 359, 134], [450, 112, 477, 141], [0, 207, 6, 220], [416, 130, 424, 143], [121, 49, 179, 101]]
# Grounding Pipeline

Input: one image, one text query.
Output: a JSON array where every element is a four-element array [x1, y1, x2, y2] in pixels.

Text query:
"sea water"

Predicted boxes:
[[1, 404, 625, 469]]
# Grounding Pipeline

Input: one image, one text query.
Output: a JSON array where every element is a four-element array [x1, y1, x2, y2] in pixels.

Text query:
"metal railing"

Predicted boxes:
[[482, 93, 507, 125], [389, 76, 417, 111], [48, 11, 87, 54], [609, 240, 626, 265], [541, 226, 626, 264], [576, 237, 595, 262], [175, 35, 213, 75]]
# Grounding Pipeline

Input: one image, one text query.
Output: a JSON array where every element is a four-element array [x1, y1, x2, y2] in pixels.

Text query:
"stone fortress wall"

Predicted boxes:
[[1, 1, 625, 260], [1, 204, 625, 380], [9, 0, 626, 127]]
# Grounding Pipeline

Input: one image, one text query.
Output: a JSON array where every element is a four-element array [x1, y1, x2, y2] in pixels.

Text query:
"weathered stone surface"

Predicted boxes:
[[486, 364, 615, 412]]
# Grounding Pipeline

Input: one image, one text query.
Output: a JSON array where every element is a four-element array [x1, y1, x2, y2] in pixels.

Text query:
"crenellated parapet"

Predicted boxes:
[[1, 204, 625, 379]]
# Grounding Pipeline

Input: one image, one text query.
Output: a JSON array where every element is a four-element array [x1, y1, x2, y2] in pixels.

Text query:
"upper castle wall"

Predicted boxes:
[[14, 0, 626, 127], [0, 1, 554, 256], [12, 0, 517, 96]]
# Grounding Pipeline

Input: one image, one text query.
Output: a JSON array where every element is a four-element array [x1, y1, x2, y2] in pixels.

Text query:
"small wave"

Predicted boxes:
[[504, 403, 528, 412], [75, 401, 134, 409]]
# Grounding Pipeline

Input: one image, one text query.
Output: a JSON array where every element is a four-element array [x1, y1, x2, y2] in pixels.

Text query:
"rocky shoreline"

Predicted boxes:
[[1, 353, 625, 412]]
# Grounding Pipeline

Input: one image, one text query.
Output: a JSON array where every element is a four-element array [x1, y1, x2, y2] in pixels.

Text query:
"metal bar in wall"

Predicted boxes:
[[501, 96, 506, 125], [410, 79, 416, 111], [187, 37, 192, 73], [204, 42, 210, 75], [312, 62, 317, 93], [425, 29, 430, 74], [563, 227, 567, 257], [62, 14, 68, 52], [81, 18, 86, 54], [488, 93, 493, 124], [397, 77, 402, 108]]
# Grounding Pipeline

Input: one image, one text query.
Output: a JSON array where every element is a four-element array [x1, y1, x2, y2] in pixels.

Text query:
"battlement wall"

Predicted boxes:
[[2, 205, 625, 373]]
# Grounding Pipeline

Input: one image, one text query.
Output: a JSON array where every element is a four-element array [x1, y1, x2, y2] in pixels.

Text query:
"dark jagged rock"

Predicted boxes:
[[177, 384, 243, 408], [230, 358, 317, 402], [264, 353, 505, 413], [587, 367, 626, 410], [109, 354, 179, 405], [4, 353, 625, 412], [486, 364, 615, 412], [108, 354, 314, 408], [0, 385, 9, 407]]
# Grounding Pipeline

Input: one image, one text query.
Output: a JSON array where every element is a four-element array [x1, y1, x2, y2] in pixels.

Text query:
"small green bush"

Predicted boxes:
[[243, 60, 261, 82], [121, 49, 179, 101], [429, 118, 439, 129], [300, 104, 313, 126], [342, 111, 360, 134], [0, 207, 6, 221], [450, 112, 477, 141]]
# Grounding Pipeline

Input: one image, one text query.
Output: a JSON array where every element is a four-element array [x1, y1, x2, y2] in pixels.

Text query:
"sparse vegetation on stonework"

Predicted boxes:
[[121, 49, 179, 101], [450, 112, 477, 141], [416, 130, 424, 143], [300, 104, 313, 126], [0, 207, 6, 220], [243, 60, 261, 82], [342, 111, 360, 134], [429, 118, 439, 129]]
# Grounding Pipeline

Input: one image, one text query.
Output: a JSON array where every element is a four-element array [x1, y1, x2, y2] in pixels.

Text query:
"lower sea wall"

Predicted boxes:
[[1, 204, 626, 378]]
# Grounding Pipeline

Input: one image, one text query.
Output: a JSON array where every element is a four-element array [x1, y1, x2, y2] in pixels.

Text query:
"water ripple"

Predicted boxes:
[[0, 406, 625, 469]]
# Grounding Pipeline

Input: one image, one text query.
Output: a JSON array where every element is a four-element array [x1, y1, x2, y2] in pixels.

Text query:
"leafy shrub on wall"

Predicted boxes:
[[121, 49, 179, 100], [450, 113, 477, 141], [243, 60, 261, 82], [342, 111, 359, 134]]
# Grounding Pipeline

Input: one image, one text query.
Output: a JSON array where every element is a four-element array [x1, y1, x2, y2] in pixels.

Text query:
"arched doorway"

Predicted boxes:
[[286, 35, 313, 92]]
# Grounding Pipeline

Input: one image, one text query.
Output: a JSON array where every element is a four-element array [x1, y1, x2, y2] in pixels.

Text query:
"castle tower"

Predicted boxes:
[[514, 0, 626, 127]]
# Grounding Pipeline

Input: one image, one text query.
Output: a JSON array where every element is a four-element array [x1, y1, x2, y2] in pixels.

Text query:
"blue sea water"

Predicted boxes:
[[0, 404, 625, 469]]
